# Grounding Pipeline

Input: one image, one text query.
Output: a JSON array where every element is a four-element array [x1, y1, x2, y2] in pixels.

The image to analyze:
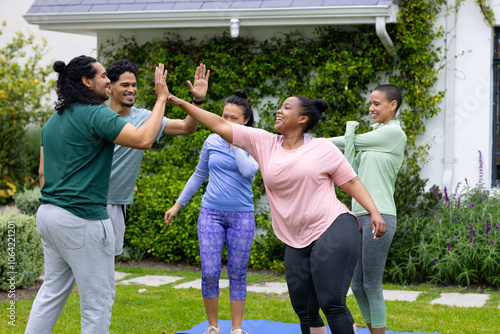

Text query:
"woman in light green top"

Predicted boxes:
[[329, 84, 406, 334]]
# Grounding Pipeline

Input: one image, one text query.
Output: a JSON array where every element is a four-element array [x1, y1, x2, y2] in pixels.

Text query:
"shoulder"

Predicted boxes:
[[385, 121, 406, 138], [312, 137, 337, 148], [75, 103, 116, 120], [131, 107, 152, 118]]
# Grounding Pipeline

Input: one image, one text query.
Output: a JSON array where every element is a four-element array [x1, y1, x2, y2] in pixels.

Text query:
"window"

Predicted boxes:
[[492, 28, 500, 186]]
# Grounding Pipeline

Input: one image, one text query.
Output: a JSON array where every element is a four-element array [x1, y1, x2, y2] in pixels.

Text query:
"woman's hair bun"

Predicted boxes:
[[53, 60, 66, 73], [313, 98, 329, 113], [233, 89, 248, 100]]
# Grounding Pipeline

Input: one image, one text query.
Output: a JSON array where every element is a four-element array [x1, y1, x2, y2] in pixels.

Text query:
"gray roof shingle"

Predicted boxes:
[[27, 0, 400, 14]]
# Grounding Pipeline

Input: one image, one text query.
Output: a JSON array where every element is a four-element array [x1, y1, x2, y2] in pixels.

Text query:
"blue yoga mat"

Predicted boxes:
[[176, 320, 440, 334]]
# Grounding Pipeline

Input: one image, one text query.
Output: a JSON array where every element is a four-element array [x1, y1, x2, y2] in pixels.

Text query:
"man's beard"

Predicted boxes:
[[121, 101, 134, 108]]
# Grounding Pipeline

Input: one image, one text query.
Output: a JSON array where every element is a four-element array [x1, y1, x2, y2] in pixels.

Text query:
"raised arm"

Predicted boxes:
[[339, 176, 386, 239], [163, 63, 210, 135], [168, 95, 233, 143], [113, 64, 169, 149]]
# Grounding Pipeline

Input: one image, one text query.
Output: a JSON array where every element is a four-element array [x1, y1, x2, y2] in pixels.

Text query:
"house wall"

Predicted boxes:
[[417, 0, 499, 192]]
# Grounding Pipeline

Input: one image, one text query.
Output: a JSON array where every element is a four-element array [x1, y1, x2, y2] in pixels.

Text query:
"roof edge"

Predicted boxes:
[[23, 5, 399, 33]]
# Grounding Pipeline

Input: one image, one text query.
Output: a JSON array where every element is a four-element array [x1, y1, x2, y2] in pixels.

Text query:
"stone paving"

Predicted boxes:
[[114, 272, 495, 308]]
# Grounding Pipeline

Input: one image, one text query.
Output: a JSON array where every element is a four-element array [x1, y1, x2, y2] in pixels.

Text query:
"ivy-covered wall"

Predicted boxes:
[[99, 0, 446, 269]]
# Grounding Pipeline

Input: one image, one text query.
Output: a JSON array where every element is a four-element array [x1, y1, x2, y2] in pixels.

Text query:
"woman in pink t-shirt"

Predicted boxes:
[[167, 93, 386, 334]]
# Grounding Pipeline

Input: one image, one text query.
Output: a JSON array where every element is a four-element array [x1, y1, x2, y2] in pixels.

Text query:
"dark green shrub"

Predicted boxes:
[[13, 186, 41, 216], [0, 211, 43, 291]]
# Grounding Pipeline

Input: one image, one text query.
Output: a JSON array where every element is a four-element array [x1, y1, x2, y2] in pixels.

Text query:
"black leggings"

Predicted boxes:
[[285, 213, 361, 334]]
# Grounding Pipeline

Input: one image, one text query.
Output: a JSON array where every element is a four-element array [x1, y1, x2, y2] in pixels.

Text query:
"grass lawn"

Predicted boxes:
[[1, 264, 499, 334]]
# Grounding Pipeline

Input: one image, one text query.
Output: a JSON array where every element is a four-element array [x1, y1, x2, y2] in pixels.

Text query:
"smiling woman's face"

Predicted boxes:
[[274, 97, 306, 133]]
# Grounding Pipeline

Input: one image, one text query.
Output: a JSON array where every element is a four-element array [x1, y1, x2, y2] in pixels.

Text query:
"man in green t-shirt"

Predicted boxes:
[[25, 55, 171, 334]]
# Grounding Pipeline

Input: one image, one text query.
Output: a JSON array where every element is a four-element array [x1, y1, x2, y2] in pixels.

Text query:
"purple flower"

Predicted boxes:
[[496, 224, 499, 232], [470, 203, 475, 209], [465, 178, 468, 185], [438, 215, 441, 219], [457, 198, 460, 209], [492, 239, 495, 247], [425, 198, 429, 203], [445, 235, 449, 239], [409, 255, 412, 260], [420, 242, 424, 247], [486, 219, 491, 235], [432, 258, 437, 265], [454, 236, 458, 240], [454, 182, 462, 196], [453, 217, 456, 224], [433, 187, 439, 201], [447, 241, 451, 251]]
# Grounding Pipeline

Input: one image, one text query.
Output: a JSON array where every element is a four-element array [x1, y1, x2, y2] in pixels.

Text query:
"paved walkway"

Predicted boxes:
[[114, 271, 497, 308]]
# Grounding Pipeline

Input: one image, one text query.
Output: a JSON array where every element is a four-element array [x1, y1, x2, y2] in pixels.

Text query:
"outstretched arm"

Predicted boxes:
[[163, 63, 210, 135], [339, 176, 386, 239], [168, 94, 233, 143]]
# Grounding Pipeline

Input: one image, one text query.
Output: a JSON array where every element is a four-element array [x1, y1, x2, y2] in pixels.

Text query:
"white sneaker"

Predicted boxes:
[[230, 330, 248, 334], [203, 326, 220, 334]]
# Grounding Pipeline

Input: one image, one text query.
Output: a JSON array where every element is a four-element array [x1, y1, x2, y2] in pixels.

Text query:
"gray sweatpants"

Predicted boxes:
[[25, 204, 116, 334], [351, 214, 397, 329]]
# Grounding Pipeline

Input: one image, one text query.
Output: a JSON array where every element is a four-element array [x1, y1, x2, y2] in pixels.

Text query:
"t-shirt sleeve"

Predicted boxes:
[[156, 117, 169, 143], [325, 141, 357, 186], [231, 123, 273, 165], [92, 105, 128, 142]]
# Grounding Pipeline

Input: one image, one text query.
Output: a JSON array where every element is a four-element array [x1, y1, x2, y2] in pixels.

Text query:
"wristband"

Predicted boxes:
[[192, 98, 204, 105]]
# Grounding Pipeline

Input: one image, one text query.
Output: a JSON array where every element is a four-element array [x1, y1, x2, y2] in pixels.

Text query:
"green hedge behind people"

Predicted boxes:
[[328, 84, 407, 334], [25, 55, 171, 334], [105, 59, 209, 259]]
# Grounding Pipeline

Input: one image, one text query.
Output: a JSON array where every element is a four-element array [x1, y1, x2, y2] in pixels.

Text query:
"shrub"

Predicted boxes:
[[249, 214, 285, 273], [0, 211, 44, 291], [13, 186, 41, 216], [0, 23, 54, 188], [0, 177, 16, 205], [387, 180, 500, 287]]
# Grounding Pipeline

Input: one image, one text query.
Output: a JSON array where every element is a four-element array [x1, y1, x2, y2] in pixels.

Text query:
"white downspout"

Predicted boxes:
[[375, 16, 395, 54], [443, 0, 457, 190]]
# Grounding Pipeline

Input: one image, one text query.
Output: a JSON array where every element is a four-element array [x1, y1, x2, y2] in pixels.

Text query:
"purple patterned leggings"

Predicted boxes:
[[198, 207, 255, 301]]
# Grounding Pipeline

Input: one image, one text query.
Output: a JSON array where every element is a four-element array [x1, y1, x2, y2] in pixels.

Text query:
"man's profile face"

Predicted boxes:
[[88, 62, 110, 102]]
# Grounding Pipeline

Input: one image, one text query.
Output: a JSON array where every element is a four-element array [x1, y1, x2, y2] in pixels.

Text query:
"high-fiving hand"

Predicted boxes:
[[155, 63, 170, 100], [188, 63, 210, 101]]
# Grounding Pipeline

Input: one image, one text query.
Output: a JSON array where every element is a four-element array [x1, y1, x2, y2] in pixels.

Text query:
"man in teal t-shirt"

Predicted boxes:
[[25, 56, 171, 334], [105, 59, 210, 257]]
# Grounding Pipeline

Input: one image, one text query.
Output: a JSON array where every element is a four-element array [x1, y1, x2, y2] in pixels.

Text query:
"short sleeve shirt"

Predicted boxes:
[[40, 103, 128, 220], [107, 107, 169, 205]]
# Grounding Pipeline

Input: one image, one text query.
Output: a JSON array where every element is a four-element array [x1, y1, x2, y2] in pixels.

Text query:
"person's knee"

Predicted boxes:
[[362, 281, 383, 296]]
